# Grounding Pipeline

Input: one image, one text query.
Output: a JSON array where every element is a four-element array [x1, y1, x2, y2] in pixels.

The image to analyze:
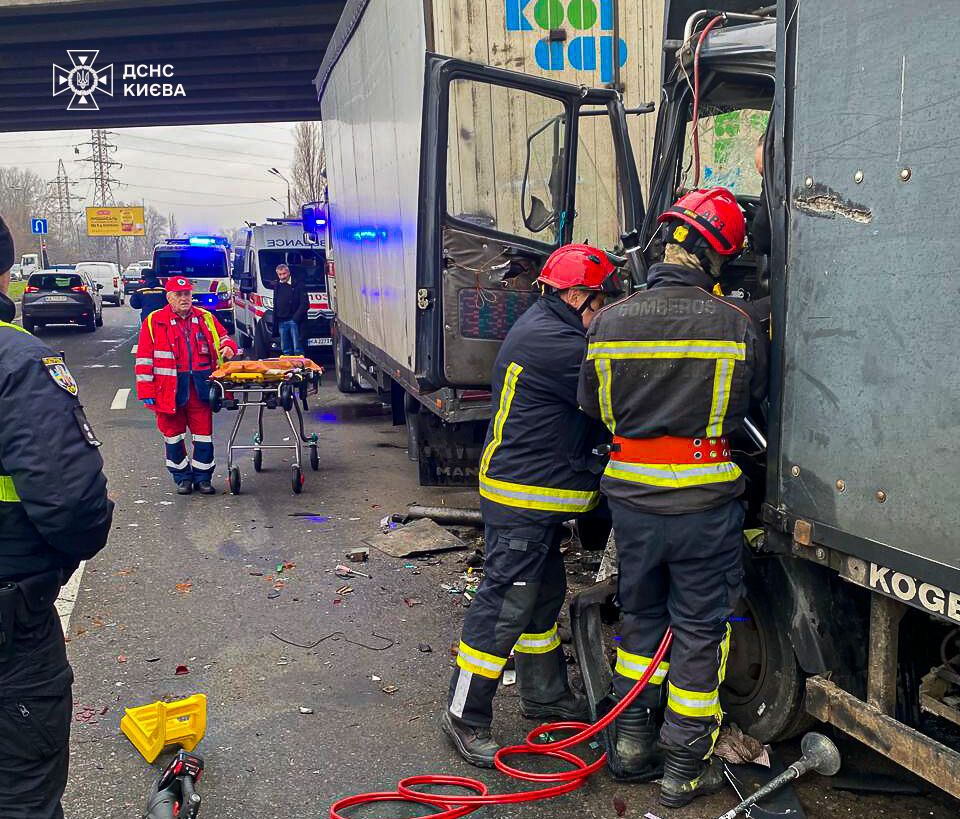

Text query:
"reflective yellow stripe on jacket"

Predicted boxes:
[[479, 362, 599, 514], [0, 475, 20, 503], [588, 338, 744, 489], [0, 324, 28, 502]]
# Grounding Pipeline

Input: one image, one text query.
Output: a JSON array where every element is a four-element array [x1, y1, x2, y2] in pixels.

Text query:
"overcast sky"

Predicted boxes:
[[0, 122, 299, 234]]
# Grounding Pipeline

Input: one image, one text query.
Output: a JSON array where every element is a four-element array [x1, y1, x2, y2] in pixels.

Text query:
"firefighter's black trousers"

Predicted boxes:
[[448, 522, 572, 727], [611, 498, 744, 758]]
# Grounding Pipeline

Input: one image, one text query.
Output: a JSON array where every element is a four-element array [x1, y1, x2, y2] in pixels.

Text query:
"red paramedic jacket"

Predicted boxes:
[[135, 305, 237, 414]]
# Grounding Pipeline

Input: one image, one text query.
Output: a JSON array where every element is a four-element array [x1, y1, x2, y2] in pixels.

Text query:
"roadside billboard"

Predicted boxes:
[[85, 206, 146, 236]]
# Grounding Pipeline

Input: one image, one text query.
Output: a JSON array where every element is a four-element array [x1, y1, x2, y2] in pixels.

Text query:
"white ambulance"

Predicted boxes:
[[231, 219, 330, 358]]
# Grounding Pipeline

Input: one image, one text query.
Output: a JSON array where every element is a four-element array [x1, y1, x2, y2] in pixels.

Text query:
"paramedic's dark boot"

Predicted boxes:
[[193, 481, 216, 495], [176, 481, 193, 495], [441, 710, 499, 768], [611, 703, 663, 782], [659, 746, 726, 808], [516, 648, 589, 721]]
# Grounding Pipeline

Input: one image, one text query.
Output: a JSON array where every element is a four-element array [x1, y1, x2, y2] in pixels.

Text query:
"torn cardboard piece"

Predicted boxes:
[[363, 517, 466, 558]]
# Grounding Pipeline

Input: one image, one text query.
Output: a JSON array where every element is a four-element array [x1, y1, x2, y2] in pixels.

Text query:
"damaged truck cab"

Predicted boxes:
[[576, 0, 960, 799]]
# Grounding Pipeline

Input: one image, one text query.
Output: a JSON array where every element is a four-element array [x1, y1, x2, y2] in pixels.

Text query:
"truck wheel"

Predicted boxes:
[[334, 332, 360, 393], [722, 553, 809, 742]]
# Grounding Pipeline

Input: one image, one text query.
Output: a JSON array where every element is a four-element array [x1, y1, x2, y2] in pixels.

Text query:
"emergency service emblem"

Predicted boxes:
[[42, 356, 79, 396], [52, 50, 114, 111]]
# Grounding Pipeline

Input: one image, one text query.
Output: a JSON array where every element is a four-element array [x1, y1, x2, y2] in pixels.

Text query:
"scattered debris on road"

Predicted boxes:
[[346, 547, 369, 563], [364, 517, 466, 558]]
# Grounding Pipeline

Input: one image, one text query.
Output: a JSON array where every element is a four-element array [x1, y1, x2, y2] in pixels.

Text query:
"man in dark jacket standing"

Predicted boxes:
[[272, 263, 308, 355], [579, 188, 768, 808], [0, 214, 114, 818], [442, 244, 624, 767]]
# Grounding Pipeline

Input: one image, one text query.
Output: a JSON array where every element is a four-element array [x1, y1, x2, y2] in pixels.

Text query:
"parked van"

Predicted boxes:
[[75, 261, 124, 305], [232, 219, 330, 358]]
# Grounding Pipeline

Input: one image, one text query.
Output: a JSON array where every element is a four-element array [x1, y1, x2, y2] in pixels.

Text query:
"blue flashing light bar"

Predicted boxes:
[[187, 235, 229, 247]]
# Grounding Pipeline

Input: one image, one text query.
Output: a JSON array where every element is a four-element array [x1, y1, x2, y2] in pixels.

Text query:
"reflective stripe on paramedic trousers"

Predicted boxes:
[[514, 624, 561, 655], [478, 361, 598, 513], [456, 641, 508, 679]]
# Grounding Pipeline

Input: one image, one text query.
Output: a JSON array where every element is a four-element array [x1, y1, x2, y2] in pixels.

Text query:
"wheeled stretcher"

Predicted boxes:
[[208, 357, 323, 495]]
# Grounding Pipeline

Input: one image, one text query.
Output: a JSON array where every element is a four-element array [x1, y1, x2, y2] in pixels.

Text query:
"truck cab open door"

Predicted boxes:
[[415, 57, 646, 391]]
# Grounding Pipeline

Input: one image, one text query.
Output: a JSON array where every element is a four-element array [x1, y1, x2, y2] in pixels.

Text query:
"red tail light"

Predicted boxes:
[[326, 260, 336, 278], [25, 285, 39, 293], [113, 277, 119, 287], [71, 285, 89, 293]]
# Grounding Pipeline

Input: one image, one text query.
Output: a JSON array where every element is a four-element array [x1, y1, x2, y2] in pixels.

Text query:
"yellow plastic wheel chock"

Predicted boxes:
[[120, 693, 207, 763]]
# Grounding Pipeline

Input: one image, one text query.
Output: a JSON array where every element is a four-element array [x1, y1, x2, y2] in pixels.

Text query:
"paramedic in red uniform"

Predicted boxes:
[[135, 276, 237, 495]]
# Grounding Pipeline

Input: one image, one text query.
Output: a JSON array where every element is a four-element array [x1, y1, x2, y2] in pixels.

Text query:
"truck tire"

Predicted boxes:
[[722, 552, 810, 742], [334, 332, 360, 393]]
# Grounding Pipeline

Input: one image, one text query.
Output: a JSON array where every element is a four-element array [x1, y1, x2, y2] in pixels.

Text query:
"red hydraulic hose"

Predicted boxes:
[[330, 627, 673, 819], [691, 14, 725, 187]]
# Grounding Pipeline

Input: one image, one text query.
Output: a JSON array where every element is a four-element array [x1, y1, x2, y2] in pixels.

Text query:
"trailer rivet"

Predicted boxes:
[[804, 176, 814, 188], [790, 465, 801, 477], [835, 479, 846, 493], [816, 548, 826, 560], [899, 168, 912, 182], [876, 490, 887, 503], [853, 170, 864, 184]]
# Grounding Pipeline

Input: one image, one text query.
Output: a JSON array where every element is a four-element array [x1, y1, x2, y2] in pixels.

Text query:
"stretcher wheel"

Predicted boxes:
[[291, 466, 303, 494], [209, 385, 222, 413], [253, 450, 263, 472], [229, 466, 241, 495], [279, 383, 294, 412], [309, 445, 319, 471]]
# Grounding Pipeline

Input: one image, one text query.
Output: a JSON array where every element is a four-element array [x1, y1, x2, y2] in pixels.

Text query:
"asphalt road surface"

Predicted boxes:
[[27, 306, 956, 818]]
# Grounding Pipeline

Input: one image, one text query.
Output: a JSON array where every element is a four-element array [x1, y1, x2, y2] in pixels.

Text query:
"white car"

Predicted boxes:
[[75, 261, 124, 306]]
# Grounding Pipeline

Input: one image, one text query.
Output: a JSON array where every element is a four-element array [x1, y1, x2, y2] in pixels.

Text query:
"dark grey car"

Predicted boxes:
[[21, 270, 104, 333]]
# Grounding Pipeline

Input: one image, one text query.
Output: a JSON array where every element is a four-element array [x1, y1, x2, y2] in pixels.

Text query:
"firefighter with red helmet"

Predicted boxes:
[[442, 243, 624, 767], [578, 188, 768, 807]]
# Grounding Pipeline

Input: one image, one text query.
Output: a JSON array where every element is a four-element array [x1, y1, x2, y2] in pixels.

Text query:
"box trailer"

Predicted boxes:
[[315, 0, 670, 484]]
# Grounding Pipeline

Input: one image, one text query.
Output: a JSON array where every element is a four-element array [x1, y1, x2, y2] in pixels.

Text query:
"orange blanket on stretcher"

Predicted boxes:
[[210, 357, 323, 381]]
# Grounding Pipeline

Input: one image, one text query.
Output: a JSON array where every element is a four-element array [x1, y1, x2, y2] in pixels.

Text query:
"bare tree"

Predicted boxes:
[[0, 167, 50, 261], [290, 121, 326, 208]]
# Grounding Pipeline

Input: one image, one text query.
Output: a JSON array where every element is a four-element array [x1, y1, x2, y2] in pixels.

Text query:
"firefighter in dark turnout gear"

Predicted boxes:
[[443, 244, 623, 767], [129, 268, 166, 323], [579, 188, 768, 807], [0, 215, 114, 819]]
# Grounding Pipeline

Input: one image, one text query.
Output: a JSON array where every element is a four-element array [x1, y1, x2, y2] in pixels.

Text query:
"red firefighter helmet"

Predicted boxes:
[[657, 187, 746, 256], [537, 243, 623, 294]]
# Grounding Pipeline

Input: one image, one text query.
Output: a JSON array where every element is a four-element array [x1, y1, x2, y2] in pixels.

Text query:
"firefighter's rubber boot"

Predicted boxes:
[[659, 746, 726, 808], [440, 711, 499, 768], [176, 482, 193, 496], [516, 647, 589, 721], [193, 481, 216, 495], [611, 703, 663, 782], [519, 688, 590, 721]]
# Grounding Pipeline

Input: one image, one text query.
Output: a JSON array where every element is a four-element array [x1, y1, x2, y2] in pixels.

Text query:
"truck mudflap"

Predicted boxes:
[[569, 577, 639, 779]]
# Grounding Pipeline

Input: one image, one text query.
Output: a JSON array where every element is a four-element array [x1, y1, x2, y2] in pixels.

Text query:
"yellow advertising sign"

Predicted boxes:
[[85, 206, 145, 237]]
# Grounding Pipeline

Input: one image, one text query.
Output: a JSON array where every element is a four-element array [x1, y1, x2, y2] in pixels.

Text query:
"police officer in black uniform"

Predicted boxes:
[[0, 214, 114, 819], [442, 244, 622, 767]]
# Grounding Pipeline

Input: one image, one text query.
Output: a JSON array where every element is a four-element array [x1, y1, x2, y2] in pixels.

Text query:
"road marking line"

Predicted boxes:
[[56, 561, 85, 633], [111, 388, 131, 410]]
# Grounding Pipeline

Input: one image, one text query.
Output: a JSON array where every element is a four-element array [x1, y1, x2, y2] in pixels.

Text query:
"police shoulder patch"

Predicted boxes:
[[42, 355, 79, 396]]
